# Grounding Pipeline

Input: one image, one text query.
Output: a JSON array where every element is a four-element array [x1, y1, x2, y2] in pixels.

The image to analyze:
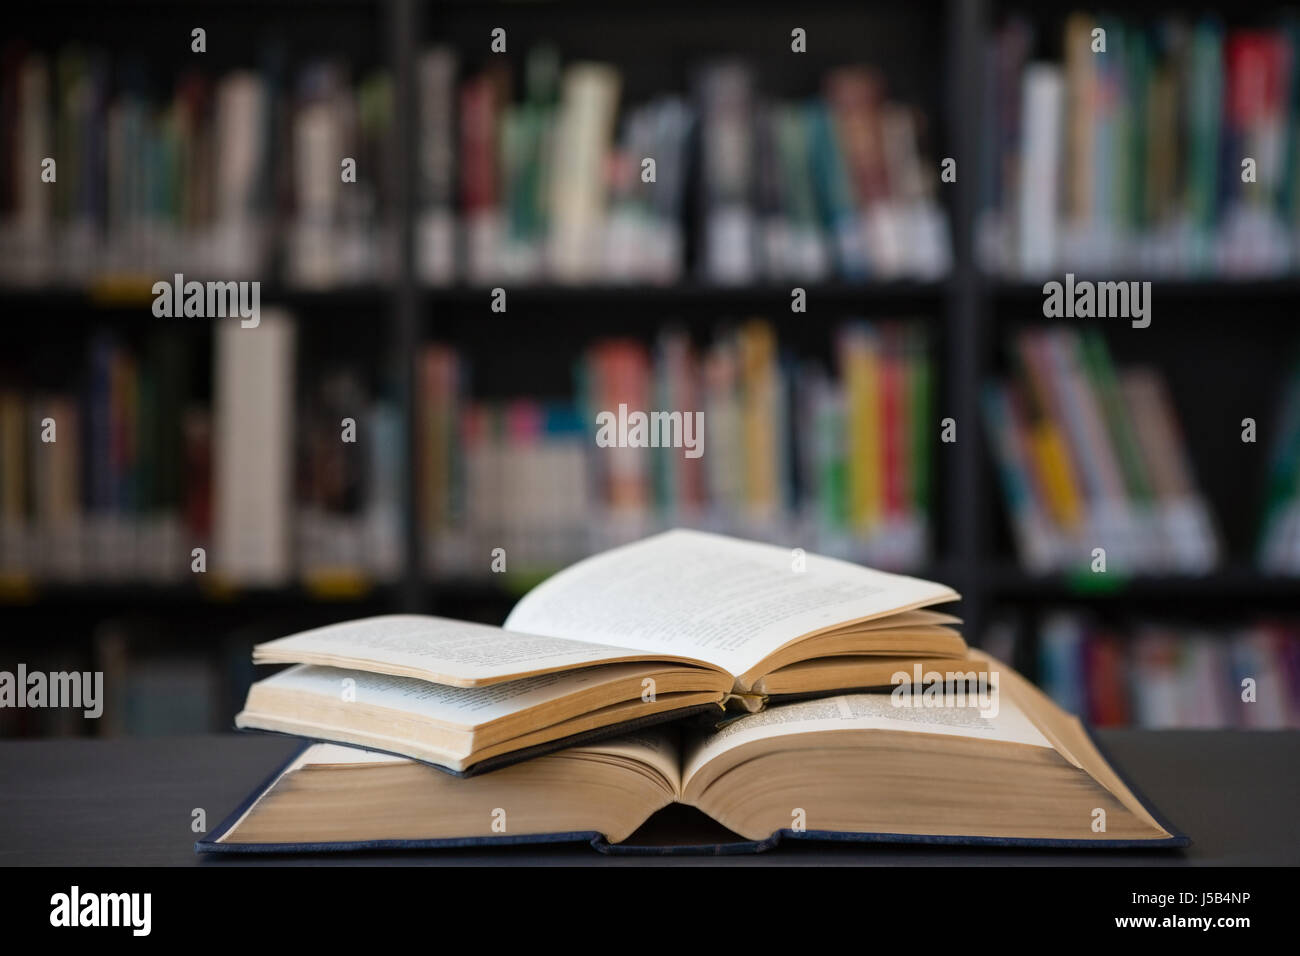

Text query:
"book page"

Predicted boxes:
[[253, 614, 674, 686], [682, 691, 1052, 786], [250, 661, 667, 729], [571, 729, 682, 795], [504, 529, 958, 677], [293, 736, 682, 795]]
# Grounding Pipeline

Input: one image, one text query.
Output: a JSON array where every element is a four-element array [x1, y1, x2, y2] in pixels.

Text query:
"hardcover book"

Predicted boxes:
[[235, 529, 972, 774], [204, 653, 1187, 854]]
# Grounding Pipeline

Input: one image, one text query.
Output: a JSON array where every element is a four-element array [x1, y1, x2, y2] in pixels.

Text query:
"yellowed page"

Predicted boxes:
[[239, 661, 673, 731], [683, 691, 1052, 788], [505, 529, 958, 678], [567, 729, 682, 796], [252, 613, 717, 687]]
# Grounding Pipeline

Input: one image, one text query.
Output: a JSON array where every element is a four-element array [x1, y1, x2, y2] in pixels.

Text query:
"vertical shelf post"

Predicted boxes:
[[389, 0, 422, 611], [945, 0, 988, 639]]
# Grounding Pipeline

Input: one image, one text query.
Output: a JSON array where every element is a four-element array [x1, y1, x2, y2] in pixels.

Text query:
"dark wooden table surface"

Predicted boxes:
[[2, 730, 1296, 865]]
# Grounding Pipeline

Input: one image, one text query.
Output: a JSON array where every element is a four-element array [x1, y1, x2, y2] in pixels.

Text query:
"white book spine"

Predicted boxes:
[[1016, 65, 1063, 277], [214, 310, 296, 585]]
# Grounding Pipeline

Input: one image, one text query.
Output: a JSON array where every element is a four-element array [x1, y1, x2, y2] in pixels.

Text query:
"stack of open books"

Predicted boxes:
[[199, 530, 1186, 854]]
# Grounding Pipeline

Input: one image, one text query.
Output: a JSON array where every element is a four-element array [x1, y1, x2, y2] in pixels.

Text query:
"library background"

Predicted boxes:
[[2, 0, 1299, 736]]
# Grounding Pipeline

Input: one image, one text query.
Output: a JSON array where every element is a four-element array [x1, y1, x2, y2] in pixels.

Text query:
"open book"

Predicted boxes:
[[235, 530, 967, 774], [204, 654, 1186, 853]]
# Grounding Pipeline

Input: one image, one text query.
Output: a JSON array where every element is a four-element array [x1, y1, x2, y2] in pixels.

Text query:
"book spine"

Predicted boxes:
[[213, 310, 295, 585]]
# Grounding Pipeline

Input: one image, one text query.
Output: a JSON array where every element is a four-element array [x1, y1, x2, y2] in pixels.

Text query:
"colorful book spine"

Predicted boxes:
[[988, 329, 1218, 573], [417, 319, 934, 575], [1023, 612, 1300, 729]]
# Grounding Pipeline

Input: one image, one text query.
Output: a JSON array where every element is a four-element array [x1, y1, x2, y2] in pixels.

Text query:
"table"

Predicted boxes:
[[2, 731, 1296, 865]]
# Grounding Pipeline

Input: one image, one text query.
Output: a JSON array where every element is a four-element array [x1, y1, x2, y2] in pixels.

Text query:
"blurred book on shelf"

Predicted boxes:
[[296, 367, 403, 586], [416, 46, 950, 286], [0, 313, 401, 589], [418, 319, 933, 579], [0, 46, 395, 289], [980, 13, 1300, 278], [1004, 610, 1300, 729], [213, 312, 296, 585], [1259, 354, 1300, 572], [0, 330, 195, 583], [983, 326, 1219, 574]]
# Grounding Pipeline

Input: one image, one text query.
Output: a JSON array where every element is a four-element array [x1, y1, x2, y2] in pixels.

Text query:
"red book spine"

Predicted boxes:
[[459, 76, 497, 215]]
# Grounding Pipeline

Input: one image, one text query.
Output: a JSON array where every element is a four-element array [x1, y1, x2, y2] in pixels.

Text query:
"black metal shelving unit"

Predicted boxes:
[[6, 0, 1300, 701]]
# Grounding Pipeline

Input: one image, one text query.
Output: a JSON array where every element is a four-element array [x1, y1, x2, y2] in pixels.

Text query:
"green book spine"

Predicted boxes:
[[1080, 330, 1152, 504], [1186, 19, 1224, 232]]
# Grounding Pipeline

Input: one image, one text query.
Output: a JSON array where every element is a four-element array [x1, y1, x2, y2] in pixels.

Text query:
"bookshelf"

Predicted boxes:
[[3, 0, 1299, 734]]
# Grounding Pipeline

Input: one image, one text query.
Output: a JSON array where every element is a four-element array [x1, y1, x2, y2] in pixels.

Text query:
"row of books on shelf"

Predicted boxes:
[[0, 41, 948, 288], [3, 317, 1295, 587], [0, 312, 403, 585], [4, 312, 936, 586], [418, 319, 933, 576], [418, 49, 949, 285], [982, 326, 1220, 575], [1001, 612, 1300, 729], [982, 13, 1300, 278], [0, 48, 397, 288]]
